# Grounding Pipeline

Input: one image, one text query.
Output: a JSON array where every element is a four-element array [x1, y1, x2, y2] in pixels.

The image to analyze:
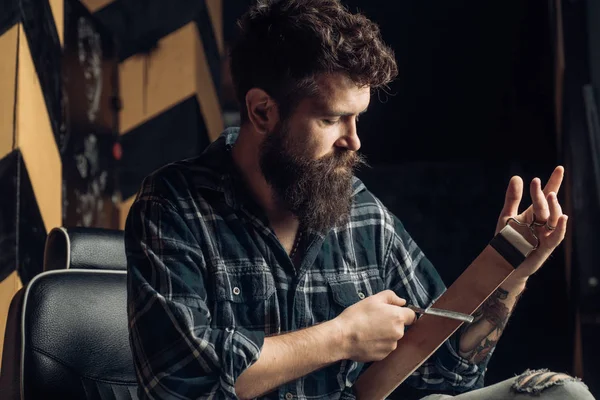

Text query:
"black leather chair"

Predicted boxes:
[[0, 227, 138, 400], [43, 227, 128, 271]]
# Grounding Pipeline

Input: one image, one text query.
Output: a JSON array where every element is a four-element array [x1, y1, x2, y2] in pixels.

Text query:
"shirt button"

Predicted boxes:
[[357, 291, 365, 300], [285, 393, 294, 400], [233, 287, 241, 295]]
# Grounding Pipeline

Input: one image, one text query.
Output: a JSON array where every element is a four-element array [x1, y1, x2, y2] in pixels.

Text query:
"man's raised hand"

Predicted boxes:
[[496, 166, 568, 280]]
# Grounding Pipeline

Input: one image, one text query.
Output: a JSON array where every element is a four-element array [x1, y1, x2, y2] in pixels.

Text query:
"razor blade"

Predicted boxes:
[[406, 305, 474, 324]]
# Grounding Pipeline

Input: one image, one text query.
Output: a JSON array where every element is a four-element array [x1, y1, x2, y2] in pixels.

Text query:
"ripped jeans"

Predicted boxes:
[[422, 369, 595, 400]]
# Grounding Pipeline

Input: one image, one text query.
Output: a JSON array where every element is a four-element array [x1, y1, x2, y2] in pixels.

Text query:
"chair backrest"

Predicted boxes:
[[0, 228, 137, 400], [44, 227, 127, 271]]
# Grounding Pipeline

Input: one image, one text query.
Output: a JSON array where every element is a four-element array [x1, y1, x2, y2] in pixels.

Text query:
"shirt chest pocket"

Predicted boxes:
[[212, 269, 278, 331], [325, 269, 384, 320]]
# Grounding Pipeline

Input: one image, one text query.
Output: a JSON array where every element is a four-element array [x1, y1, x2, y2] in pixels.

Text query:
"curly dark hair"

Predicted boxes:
[[230, 0, 398, 121]]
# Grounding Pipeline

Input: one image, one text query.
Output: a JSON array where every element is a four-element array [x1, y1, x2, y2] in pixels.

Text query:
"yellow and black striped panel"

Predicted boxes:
[[0, 148, 52, 370], [77, 0, 223, 228], [15, 23, 62, 234], [2, 0, 63, 144], [0, 150, 48, 283], [0, 0, 62, 360], [0, 0, 64, 362], [206, 0, 224, 54], [90, 0, 223, 62], [119, 22, 223, 139], [119, 94, 213, 199], [0, 25, 18, 161], [0, 21, 23, 370], [116, 20, 222, 226], [48, 0, 64, 46], [0, 0, 123, 363], [0, 24, 61, 289]]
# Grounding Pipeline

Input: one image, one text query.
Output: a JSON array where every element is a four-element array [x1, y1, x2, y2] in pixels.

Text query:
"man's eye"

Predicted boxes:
[[323, 119, 338, 125]]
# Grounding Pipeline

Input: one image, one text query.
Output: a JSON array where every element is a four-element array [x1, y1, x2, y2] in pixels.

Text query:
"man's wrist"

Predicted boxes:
[[321, 317, 349, 362], [500, 274, 528, 295]]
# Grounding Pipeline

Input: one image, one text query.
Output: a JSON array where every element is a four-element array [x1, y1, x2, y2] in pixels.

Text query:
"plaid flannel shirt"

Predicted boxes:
[[125, 128, 486, 400]]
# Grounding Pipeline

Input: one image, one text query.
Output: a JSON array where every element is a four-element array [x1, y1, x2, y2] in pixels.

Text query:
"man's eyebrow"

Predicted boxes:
[[324, 108, 369, 117]]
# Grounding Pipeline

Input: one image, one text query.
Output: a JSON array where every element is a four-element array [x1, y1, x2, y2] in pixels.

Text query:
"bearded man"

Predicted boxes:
[[124, 1, 594, 399]]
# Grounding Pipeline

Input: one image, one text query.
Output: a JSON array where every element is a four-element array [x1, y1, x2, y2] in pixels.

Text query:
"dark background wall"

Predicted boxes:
[[224, 0, 556, 163]]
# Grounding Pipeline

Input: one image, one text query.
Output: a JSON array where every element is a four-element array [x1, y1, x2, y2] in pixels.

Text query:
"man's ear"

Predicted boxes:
[[245, 88, 279, 134]]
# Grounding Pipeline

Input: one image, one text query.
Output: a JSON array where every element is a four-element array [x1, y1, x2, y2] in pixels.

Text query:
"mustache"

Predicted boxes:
[[311, 149, 370, 172]]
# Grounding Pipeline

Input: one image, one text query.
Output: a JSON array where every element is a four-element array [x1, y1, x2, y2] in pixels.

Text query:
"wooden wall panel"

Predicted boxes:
[[0, 21, 59, 369], [119, 55, 145, 134], [119, 22, 223, 137], [0, 25, 18, 159], [194, 24, 223, 142], [118, 21, 223, 225], [145, 24, 198, 122], [119, 27, 196, 133], [0, 24, 20, 369], [16, 24, 62, 233], [206, 0, 223, 54], [49, 0, 64, 45]]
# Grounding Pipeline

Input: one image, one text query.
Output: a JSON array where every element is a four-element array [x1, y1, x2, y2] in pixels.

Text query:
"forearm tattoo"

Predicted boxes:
[[478, 287, 509, 329], [458, 287, 518, 365]]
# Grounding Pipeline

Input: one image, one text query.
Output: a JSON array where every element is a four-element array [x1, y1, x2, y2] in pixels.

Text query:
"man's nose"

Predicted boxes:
[[335, 120, 361, 151]]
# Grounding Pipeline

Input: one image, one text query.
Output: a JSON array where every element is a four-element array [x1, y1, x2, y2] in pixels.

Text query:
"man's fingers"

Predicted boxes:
[[380, 291, 417, 324], [399, 307, 417, 326], [530, 214, 569, 255], [542, 166, 564, 196], [531, 178, 550, 222], [545, 192, 562, 232], [381, 290, 406, 307], [499, 176, 523, 220], [555, 215, 568, 242], [547, 214, 568, 247]]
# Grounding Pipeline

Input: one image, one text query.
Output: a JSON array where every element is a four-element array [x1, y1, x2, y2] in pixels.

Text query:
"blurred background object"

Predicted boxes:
[[62, 0, 120, 229], [0, 0, 598, 395]]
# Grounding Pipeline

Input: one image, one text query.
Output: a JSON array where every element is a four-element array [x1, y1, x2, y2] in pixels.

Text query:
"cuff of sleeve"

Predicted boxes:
[[434, 338, 486, 390], [223, 327, 265, 386]]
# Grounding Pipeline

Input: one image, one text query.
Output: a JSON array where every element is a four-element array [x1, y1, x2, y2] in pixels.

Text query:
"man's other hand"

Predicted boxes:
[[496, 166, 568, 283], [334, 290, 416, 362]]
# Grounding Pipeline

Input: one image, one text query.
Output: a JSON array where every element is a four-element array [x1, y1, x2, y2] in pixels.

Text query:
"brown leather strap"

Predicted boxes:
[[354, 224, 535, 399]]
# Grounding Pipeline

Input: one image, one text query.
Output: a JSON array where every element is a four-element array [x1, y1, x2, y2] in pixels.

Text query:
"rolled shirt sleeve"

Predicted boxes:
[[125, 195, 264, 399]]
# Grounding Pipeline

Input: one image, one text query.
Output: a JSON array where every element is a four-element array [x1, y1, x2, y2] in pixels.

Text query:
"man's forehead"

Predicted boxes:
[[307, 74, 371, 113]]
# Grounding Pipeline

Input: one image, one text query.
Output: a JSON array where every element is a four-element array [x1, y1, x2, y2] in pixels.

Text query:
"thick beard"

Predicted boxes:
[[259, 121, 367, 233]]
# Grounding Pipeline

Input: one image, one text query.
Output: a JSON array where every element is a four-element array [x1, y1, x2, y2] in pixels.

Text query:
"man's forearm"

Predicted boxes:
[[457, 277, 527, 364], [234, 319, 345, 399]]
